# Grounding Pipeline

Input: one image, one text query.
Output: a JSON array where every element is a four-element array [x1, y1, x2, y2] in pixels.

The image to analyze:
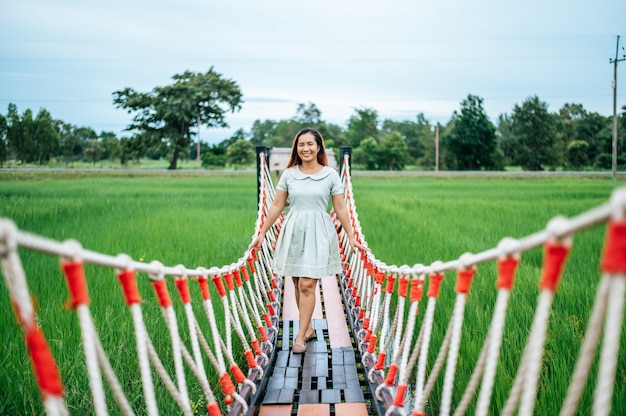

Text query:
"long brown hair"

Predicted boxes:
[[286, 127, 328, 168]]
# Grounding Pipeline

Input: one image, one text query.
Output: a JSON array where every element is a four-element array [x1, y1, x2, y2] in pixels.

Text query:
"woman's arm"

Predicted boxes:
[[332, 193, 366, 252], [249, 189, 288, 251]]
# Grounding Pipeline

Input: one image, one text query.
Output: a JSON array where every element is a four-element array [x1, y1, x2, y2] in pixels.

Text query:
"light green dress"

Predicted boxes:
[[272, 165, 345, 278]]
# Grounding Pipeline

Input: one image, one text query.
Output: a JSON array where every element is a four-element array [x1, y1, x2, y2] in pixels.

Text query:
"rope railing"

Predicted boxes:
[[0, 152, 282, 416], [1, 151, 625, 415], [335, 153, 625, 416]]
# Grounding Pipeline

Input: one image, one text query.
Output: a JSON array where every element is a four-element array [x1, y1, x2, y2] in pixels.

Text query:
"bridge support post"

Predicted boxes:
[[256, 146, 271, 205], [340, 146, 352, 173]]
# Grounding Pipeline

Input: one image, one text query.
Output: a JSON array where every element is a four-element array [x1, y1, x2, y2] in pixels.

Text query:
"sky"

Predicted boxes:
[[1, 0, 625, 144]]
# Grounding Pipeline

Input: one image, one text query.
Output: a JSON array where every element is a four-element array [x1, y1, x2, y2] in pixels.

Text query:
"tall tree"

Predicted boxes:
[[0, 113, 6, 167], [497, 114, 517, 166], [382, 113, 433, 161], [294, 102, 322, 125], [226, 138, 254, 167], [346, 107, 379, 148], [511, 96, 557, 170], [379, 131, 410, 170], [33, 109, 59, 165], [249, 120, 279, 147], [446, 94, 501, 170], [353, 137, 379, 170], [6, 105, 31, 164], [113, 68, 243, 169]]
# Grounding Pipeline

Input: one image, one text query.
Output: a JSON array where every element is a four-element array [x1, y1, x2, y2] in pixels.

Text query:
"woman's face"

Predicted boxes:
[[297, 132, 320, 163]]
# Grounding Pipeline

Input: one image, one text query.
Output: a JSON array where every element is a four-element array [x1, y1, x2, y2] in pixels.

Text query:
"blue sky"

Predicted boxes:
[[1, 0, 625, 144]]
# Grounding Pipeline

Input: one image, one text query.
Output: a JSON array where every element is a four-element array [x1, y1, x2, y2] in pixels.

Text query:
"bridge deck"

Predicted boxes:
[[257, 276, 371, 416]]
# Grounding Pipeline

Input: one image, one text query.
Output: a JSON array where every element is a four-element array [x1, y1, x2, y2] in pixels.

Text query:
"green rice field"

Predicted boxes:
[[0, 170, 624, 415]]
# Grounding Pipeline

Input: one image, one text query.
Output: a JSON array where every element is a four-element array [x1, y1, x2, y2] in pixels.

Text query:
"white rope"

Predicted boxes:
[[475, 289, 510, 416], [440, 292, 467, 415], [593, 274, 625, 416], [558, 275, 611, 416], [159, 304, 192, 414], [518, 290, 554, 416], [93, 334, 135, 416], [413, 288, 437, 408], [76, 305, 109, 416]]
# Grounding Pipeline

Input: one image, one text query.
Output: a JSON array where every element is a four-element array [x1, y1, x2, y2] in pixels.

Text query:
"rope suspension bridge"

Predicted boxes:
[[1, 151, 625, 416]]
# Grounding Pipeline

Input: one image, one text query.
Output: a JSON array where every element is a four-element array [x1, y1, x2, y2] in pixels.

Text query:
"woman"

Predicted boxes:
[[249, 127, 365, 353]]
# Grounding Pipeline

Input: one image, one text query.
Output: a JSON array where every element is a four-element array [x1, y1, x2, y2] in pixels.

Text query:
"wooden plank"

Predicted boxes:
[[335, 402, 369, 416], [320, 276, 352, 348], [282, 276, 323, 321], [297, 403, 330, 415], [258, 404, 292, 416]]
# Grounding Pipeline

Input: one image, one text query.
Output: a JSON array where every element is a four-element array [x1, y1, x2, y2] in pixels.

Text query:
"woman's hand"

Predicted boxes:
[[249, 232, 265, 252], [349, 235, 367, 253]]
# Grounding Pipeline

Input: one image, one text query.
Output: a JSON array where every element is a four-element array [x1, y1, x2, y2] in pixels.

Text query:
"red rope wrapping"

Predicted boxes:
[[212, 275, 227, 297], [116, 270, 141, 306], [174, 278, 191, 305], [251, 339, 262, 356], [60, 261, 90, 308], [258, 326, 268, 342], [230, 364, 247, 383], [496, 257, 519, 290], [362, 317, 370, 330], [197, 276, 211, 300], [539, 243, 571, 292], [26, 325, 64, 398], [412, 411, 426, 416], [358, 308, 364, 319], [393, 384, 408, 407], [455, 267, 476, 294], [206, 402, 221, 416], [351, 286, 358, 299], [233, 270, 243, 287], [267, 290, 276, 302], [223, 273, 235, 291], [410, 278, 424, 303], [240, 265, 250, 282], [263, 313, 273, 327], [271, 278, 278, 289], [427, 273, 444, 299], [151, 279, 172, 308], [347, 277, 354, 289], [364, 329, 372, 343], [247, 257, 256, 274], [374, 270, 386, 285], [267, 303, 276, 317], [385, 274, 397, 294], [398, 276, 409, 297], [374, 352, 386, 370], [244, 349, 257, 369], [384, 363, 398, 386], [251, 248, 258, 262], [367, 335, 377, 353], [368, 287, 379, 299], [219, 373, 236, 405], [601, 220, 626, 274]]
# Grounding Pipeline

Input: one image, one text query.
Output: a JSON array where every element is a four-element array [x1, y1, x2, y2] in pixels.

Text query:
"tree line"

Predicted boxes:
[[1, 68, 624, 171]]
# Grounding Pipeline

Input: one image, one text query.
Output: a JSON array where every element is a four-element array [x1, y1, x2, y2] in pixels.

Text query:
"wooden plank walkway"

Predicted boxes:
[[257, 276, 371, 416]]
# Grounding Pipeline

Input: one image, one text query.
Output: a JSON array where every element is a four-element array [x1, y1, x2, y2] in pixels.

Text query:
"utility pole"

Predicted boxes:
[[435, 124, 440, 171], [197, 115, 201, 171], [610, 35, 625, 181]]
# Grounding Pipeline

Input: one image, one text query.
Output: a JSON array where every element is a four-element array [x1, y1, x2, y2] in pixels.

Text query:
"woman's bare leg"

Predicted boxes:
[[292, 277, 300, 307], [294, 277, 317, 346]]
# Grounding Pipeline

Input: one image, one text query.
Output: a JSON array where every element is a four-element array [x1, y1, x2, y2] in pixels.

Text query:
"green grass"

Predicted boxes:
[[0, 171, 624, 415]]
